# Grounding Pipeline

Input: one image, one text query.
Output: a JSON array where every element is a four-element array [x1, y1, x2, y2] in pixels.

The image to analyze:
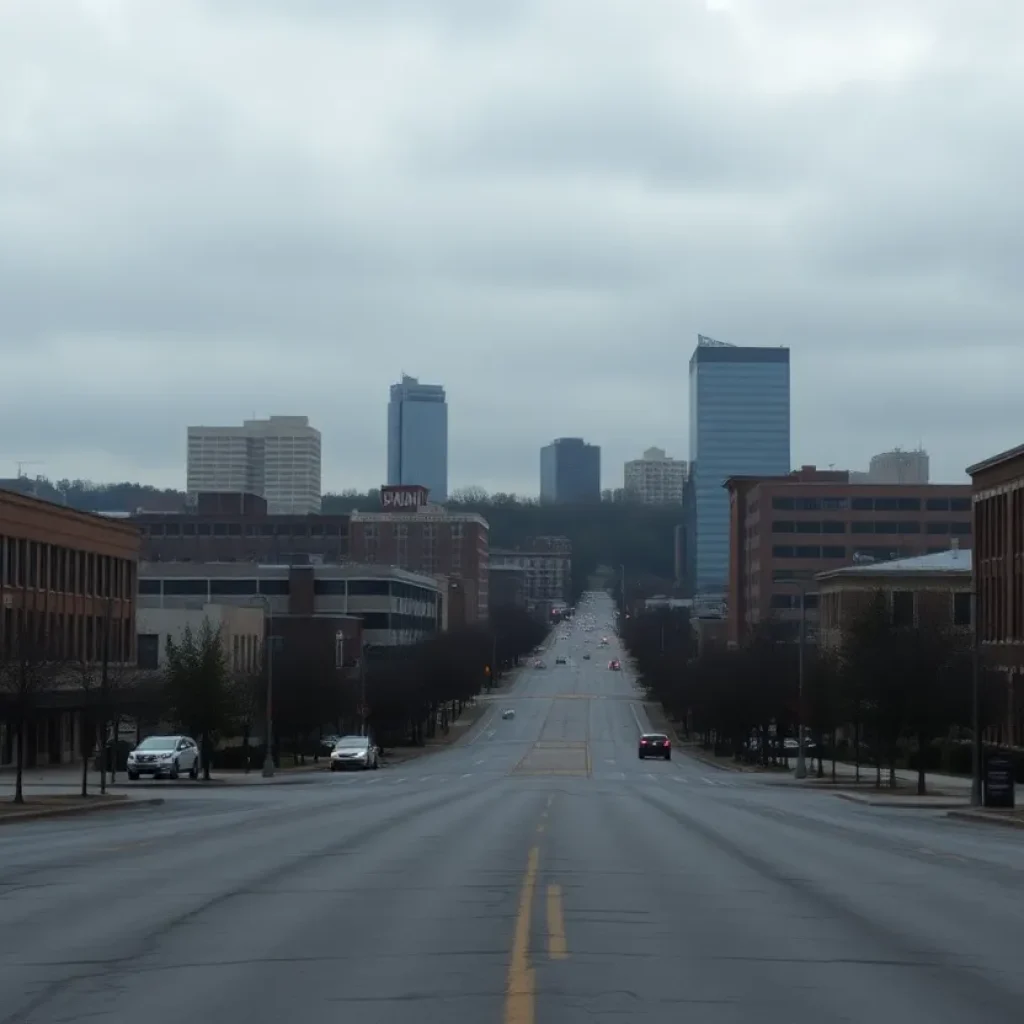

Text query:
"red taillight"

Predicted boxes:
[[664, 740, 671, 748], [640, 739, 648, 744]]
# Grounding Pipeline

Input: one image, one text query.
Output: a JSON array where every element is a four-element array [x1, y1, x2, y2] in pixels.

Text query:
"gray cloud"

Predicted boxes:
[[1, 0, 1023, 494]]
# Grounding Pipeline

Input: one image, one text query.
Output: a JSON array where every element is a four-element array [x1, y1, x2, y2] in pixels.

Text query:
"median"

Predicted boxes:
[[0, 794, 164, 825]]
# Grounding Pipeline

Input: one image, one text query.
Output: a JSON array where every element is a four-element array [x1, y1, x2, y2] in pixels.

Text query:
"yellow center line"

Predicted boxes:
[[546, 884, 568, 960], [505, 846, 539, 1024]]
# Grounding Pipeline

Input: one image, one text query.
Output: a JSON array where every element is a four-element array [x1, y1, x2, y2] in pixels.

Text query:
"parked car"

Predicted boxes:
[[555, 656, 567, 665], [127, 735, 200, 780], [502, 709, 516, 720], [330, 735, 379, 771]]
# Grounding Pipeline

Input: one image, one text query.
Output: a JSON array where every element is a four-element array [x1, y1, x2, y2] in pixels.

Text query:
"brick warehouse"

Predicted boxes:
[[0, 490, 140, 767], [725, 467, 972, 644]]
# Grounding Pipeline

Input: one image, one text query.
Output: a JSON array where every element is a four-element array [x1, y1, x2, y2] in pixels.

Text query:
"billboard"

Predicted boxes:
[[381, 485, 429, 510]]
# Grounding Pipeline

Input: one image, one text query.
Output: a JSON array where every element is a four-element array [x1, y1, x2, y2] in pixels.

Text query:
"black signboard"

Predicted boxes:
[[983, 755, 1016, 809]]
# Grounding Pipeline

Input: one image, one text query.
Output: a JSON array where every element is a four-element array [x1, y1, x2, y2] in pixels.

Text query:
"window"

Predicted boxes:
[[359, 612, 389, 630], [137, 633, 160, 670], [213, 523, 228, 536], [851, 521, 874, 534], [953, 592, 972, 627], [314, 579, 347, 596], [163, 579, 209, 596], [770, 593, 794, 609], [210, 579, 258, 596], [874, 497, 900, 511], [950, 498, 971, 512], [772, 546, 795, 558], [927, 522, 950, 534], [951, 521, 972, 535], [897, 498, 921, 511], [772, 497, 795, 510], [926, 498, 949, 511], [891, 591, 915, 627], [349, 579, 390, 596], [821, 546, 846, 558], [822, 497, 848, 510], [795, 521, 821, 533], [874, 522, 900, 534], [772, 520, 795, 533], [795, 545, 820, 558], [258, 578, 289, 596], [138, 578, 161, 595], [795, 497, 821, 510], [803, 593, 820, 609], [851, 497, 873, 511], [896, 522, 921, 534], [196, 522, 211, 535], [227, 523, 243, 536]]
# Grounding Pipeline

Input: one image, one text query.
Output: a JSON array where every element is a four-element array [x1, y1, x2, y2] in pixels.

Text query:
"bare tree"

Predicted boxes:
[[68, 657, 99, 798], [230, 667, 263, 773], [0, 623, 58, 804]]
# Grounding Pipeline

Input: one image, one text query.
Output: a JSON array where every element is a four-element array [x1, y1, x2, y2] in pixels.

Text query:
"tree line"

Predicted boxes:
[[0, 606, 547, 803], [619, 591, 1013, 795]]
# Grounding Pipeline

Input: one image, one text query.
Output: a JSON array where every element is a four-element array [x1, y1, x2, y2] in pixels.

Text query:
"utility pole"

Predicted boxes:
[[971, 590, 982, 806], [99, 597, 111, 794], [795, 587, 808, 780], [262, 600, 275, 778]]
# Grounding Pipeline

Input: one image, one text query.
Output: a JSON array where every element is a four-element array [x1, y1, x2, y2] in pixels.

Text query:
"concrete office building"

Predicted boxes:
[[187, 416, 322, 515], [688, 335, 790, 595], [540, 438, 601, 504], [387, 375, 448, 503], [624, 447, 686, 504]]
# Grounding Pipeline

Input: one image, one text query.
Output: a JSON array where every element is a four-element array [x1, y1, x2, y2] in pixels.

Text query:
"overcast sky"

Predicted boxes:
[[2, 0, 1022, 495]]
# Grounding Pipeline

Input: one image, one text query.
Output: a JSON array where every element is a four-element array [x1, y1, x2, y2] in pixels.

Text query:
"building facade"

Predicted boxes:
[[138, 562, 440, 648], [624, 447, 686, 504], [491, 536, 572, 610], [724, 467, 973, 644], [0, 491, 141, 768], [136, 604, 265, 672], [387, 375, 448, 503], [131, 493, 348, 564], [187, 416, 322, 514], [540, 438, 601, 504], [489, 564, 528, 610], [689, 335, 790, 596], [817, 549, 972, 652], [347, 503, 489, 623], [967, 443, 1024, 746]]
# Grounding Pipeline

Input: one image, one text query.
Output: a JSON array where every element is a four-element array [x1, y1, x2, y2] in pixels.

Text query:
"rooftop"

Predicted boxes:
[[817, 548, 972, 582], [966, 441, 1024, 478]]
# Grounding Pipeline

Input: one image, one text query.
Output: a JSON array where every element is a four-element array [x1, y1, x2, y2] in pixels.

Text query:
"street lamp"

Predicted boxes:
[[776, 576, 811, 780], [251, 594, 276, 778]]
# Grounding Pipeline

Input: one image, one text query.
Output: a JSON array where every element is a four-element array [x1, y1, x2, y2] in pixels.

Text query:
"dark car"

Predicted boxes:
[[638, 733, 671, 760], [608, 659, 620, 670]]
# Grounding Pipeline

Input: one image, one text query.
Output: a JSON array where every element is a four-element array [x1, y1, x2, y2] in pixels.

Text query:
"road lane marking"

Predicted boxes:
[[546, 884, 567, 960], [546, 794, 554, 808], [505, 846, 539, 1024], [537, 823, 545, 833], [462, 773, 473, 778]]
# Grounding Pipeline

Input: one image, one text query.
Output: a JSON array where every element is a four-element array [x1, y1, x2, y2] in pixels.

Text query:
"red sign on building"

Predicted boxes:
[[380, 485, 429, 510]]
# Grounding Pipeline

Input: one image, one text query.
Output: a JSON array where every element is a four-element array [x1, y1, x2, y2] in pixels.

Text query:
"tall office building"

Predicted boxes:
[[540, 438, 601, 503], [187, 416, 322, 514], [387, 375, 448, 502], [624, 447, 687, 504], [689, 335, 790, 595]]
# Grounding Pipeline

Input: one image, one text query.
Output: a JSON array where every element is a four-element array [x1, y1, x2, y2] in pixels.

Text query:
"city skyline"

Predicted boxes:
[[3, 3, 1020, 494]]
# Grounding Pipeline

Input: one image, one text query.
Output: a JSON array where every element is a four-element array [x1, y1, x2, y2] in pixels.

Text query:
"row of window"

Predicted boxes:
[[772, 520, 971, 536], [1, 606, 134, 663], [820, 591, 973, 629], [771, 495, 971, 513], [773, 545, 958, 563], [138, 577, 438, 603], [141, 521, 345, 538], [0, 535, 135, 599]]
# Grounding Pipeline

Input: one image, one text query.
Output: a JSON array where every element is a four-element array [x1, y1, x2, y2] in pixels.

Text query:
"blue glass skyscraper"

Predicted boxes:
[[688, 336, 790, 595], [387, 375, 448, 502]]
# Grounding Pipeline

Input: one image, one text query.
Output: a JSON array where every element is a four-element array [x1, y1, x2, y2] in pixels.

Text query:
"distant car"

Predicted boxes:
[[582, 653, 591, 660], [608, 659, 621, 670], [127, 735, 200, 780], [555, 656, 567, 665], [330, 735, 379, 771], [502, 709, 516, 720], [534, 660, 546, 669], [638, 733, 671, 760]]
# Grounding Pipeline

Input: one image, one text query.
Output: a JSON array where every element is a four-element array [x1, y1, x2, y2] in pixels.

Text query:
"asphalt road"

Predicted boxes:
[[2, 592, 1023, 1023]]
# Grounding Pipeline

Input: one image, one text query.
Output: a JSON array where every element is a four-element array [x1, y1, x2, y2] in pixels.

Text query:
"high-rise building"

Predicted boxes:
[[187, 416, 322, 515], [689, 335, 790, 595], [540, 438, 601, 503], [624, 447, 687, 504], [387, 375, 448, 502]]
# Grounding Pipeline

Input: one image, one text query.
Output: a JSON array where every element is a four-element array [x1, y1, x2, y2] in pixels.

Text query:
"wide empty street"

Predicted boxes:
[[1, 593, 1023, 1023]]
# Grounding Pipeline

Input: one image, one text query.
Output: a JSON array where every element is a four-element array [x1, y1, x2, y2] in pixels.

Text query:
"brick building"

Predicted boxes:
[[725, 467, 973, 644], [967, 443, 1024, 746], [348, 491, 489, 624], [131, 492, 349, 564], [491, 536, 572, 612], [817, 548, 972, 652], [0, 490, 140, 768]]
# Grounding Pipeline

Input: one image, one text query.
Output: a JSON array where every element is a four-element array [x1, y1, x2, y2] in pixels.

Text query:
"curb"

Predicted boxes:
[[834, 792, 968, 809], [0, 797, 165, 826], [947, 809, 1024, 830]]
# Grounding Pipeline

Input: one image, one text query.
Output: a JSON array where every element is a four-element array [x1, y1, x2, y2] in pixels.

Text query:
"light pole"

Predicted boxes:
[[777, 577, 810, 780], [252, 595, 275, 778], [971, 589, 982, 806]]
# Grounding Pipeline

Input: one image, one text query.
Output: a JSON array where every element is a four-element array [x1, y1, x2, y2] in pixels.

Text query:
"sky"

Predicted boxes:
[[2, 0, 1023, 496]]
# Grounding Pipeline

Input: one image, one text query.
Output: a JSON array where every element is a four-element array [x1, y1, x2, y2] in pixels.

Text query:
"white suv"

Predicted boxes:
[[127, 735, 200, 780]]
